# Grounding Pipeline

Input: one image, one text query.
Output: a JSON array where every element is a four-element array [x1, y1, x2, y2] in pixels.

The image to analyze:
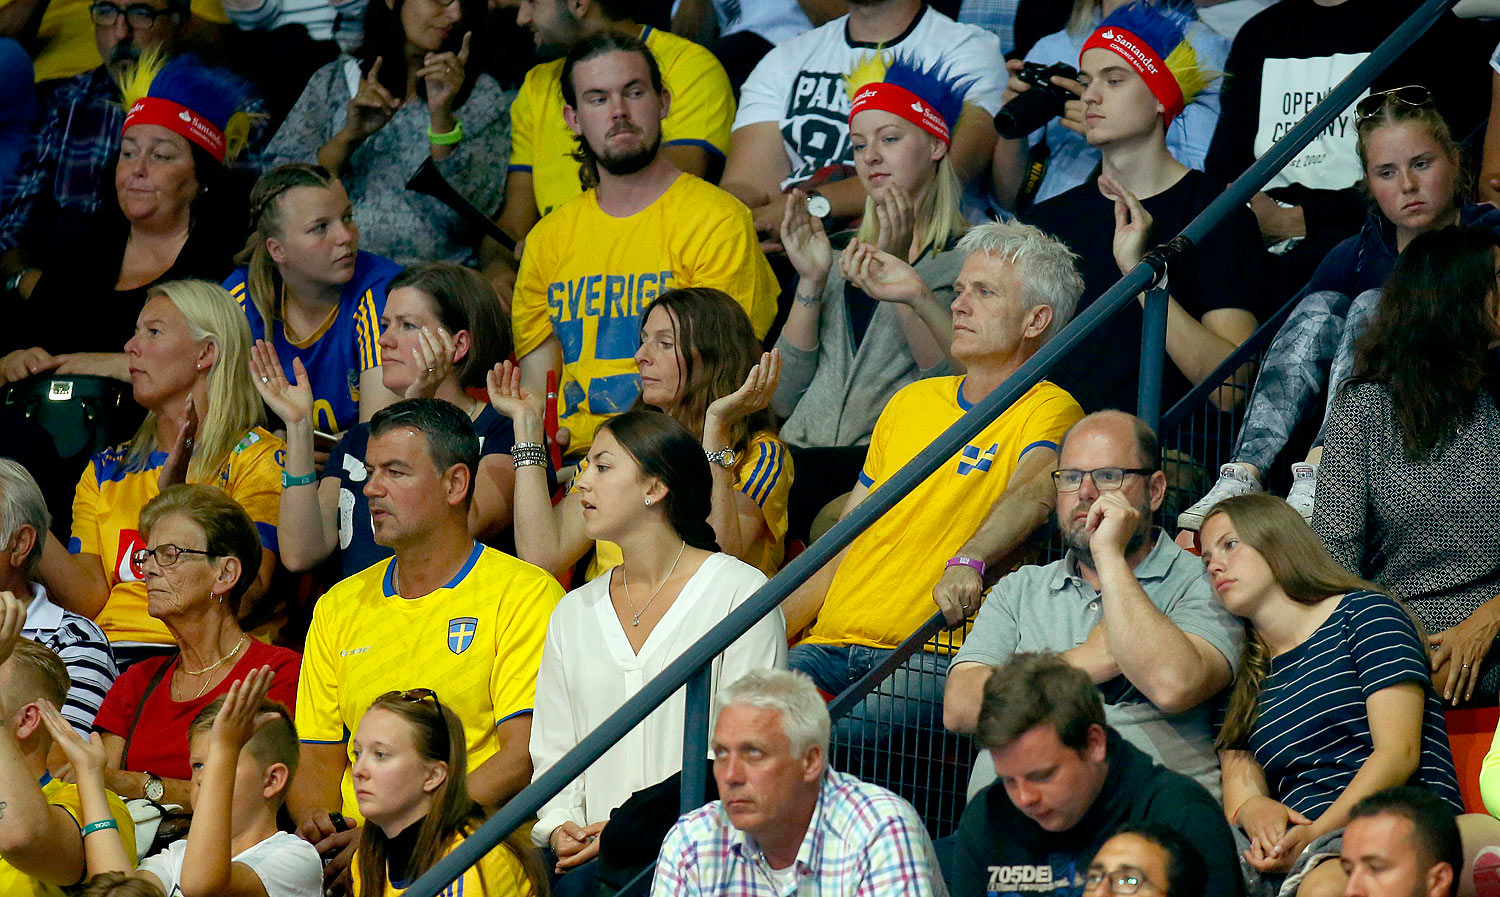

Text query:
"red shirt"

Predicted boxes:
[[94, 640, 302, 781]]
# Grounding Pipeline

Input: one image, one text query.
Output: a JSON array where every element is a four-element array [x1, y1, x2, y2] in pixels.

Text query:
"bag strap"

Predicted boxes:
[[119, 658, 173, 771]]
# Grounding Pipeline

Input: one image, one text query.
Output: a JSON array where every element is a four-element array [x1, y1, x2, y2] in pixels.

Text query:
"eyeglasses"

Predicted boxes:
[[88, 2, 176, 28], [1084, 866, 1160, 894], [131, 544, 214, 567], [1355, 85, 1434, 123], [1051, 467, 1155, 493]]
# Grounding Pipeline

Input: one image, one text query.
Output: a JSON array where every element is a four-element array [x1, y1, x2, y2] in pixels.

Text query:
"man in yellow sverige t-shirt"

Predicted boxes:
[[0, 595, 136, 897], [511, 33, 776, 459]]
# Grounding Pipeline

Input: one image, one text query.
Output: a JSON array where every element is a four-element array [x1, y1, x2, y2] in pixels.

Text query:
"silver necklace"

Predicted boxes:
[[622, 541, 686, 627]]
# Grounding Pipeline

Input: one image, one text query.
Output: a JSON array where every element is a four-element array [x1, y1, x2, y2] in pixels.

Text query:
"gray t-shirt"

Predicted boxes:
[[952, 531, 1242, 799]]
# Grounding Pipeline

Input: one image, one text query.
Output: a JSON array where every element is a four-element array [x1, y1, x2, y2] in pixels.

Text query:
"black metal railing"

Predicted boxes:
[[400, 1, 1459, 891]]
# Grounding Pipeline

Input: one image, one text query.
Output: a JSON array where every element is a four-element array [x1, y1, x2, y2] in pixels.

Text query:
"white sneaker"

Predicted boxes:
[[1285, 462, 1317, 524], [1177, 462, 1263, 531]]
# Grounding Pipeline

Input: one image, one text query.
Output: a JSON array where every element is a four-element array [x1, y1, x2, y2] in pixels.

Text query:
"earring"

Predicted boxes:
[[644, 498, 652, 507]]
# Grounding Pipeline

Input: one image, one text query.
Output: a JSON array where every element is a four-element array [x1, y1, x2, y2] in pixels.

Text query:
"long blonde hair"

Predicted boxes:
[[237, 164, 342, 329], [853, 152, 969, 258], [1207, 494, 1384, 750], [124, 280, 265, 483]]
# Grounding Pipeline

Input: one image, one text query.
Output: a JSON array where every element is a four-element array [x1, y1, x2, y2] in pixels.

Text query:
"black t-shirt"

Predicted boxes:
[[953, 729, 1244, 897], [1024, 168, 1263, 414], [1204, 0, 1495, 242], [325, 404, 549, 577]]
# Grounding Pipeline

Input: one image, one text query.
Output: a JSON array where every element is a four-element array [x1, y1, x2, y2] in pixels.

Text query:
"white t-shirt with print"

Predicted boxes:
[[138, 831, 322, 897], [734, 4, 1006, 188]]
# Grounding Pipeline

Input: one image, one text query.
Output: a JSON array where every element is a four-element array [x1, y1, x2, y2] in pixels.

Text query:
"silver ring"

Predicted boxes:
[[427, 367, 435, 373], [260, 376, 269, 383], [1463, 663, 1471, 668]]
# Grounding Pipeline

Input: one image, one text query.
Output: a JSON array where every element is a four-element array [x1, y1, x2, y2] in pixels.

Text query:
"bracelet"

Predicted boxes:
[[513, 457, 548, 469], [512, 442, 545, 453], [427, 120, 463, 146], [81, 819, 119, 836], [511, 445, 548, 460], [283, 470, 318, 488], [946, 556, 985, 577]]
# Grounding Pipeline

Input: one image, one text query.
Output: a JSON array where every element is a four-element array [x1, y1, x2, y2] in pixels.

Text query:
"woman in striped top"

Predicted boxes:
[[1199, 493, 1488, 897]]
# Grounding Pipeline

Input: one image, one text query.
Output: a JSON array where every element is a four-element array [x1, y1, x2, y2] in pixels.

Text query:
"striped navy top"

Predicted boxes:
[[1249, 590, 1463, 818]]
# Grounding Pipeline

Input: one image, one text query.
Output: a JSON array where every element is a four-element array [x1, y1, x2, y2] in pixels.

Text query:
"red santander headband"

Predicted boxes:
[[848, 82, 951, 146], [122, 97, 227, 163], [1080, 25, 1185, 127]]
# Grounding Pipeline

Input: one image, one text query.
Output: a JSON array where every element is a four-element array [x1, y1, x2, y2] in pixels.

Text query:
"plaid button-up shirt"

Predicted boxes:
[[0, 65, 267, 252], [651, 770, 947, 897]]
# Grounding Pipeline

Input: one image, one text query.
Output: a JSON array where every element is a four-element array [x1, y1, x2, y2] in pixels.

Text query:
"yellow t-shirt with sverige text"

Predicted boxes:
[[24, 0, 231, 82], [69, 428, 285, 644], [590, 430, 793, 578], [508, 24, 734, 218], [0, 778, 136, 897], [803, 377, 1083, 651], [511, 173, 778, 456], [297, 542, 563, 823]]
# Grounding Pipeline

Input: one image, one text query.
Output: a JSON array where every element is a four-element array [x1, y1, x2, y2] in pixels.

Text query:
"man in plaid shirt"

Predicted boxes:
[[0, 0, 263, 276], [651, 670, 946, 896]]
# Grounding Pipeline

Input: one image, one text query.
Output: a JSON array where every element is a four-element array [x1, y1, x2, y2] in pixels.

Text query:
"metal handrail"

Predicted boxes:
[[400, 1, 1459, 892]]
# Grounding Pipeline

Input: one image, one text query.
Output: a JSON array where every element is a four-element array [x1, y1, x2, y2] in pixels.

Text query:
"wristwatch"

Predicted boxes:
[[143, 772, 165, 802], [805, 190, 832, 220], [705, 447, 738, 469]]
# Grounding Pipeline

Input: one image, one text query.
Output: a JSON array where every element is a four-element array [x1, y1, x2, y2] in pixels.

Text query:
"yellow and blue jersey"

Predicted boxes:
[[226, 250, 402, 434], [297, 542, 563, 823]]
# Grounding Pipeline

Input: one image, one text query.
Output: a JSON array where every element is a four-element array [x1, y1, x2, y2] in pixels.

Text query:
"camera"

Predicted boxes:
[[993, 61, 1081, 140]]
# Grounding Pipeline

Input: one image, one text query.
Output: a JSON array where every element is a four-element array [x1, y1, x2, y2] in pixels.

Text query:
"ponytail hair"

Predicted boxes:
[[238, 164, 341, 328], [599, 410, 720, 552]]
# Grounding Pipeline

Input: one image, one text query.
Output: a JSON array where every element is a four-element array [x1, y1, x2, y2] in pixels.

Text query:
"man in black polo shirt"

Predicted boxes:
[[951, 653, 1243, 897]]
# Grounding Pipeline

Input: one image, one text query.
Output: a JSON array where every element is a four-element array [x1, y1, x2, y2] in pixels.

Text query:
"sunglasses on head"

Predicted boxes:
[[381, 688, 451, 753], [1355, 85, 1434, 122]]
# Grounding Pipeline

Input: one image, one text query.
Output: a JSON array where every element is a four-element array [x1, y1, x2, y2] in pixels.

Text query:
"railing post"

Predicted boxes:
[[1137, 284, 1169, 432], [680, 666, 712, 815]]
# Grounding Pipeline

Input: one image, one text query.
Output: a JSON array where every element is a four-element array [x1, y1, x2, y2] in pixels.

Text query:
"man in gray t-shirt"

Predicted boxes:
[[942, 411, 1242, 798]]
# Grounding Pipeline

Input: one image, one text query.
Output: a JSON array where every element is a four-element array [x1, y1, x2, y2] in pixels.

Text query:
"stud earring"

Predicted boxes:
[[644, 498, 652, 507]]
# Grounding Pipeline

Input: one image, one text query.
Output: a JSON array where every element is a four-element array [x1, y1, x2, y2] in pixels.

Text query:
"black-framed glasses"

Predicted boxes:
[[131, 544, 214, 567], [88, 1, 175, 27], [1084, 865, 1160, 895], [1051, 467, 1155, 493], [1355, 85, 1434, 122]]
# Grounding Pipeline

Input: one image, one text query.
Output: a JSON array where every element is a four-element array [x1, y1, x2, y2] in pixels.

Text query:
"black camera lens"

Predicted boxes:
[[993, 62, 1080, 140]]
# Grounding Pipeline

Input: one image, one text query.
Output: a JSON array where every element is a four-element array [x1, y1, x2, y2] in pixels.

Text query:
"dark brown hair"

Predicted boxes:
[[387, 263, 511, 389], [1345, 226, 1500, 461], [138, 484, 264, 614], [1205, 494, 1384, 750], [634, 287, 774, 454], [599, 409, 721, 553], [975, 653, 1104, 752]]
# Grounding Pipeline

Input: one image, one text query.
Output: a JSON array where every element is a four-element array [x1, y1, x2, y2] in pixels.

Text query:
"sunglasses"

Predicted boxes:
[[1355, 85, 1434, 122], [381, 688, 451, 753]]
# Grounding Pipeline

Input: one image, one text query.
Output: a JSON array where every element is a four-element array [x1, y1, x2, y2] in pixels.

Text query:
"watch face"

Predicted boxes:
[[145, 778, 164, 800], [806, 194, 831, 219]]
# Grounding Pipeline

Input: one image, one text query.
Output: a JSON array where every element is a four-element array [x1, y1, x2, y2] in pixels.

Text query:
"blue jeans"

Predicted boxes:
[[789, 644, 950, 757]]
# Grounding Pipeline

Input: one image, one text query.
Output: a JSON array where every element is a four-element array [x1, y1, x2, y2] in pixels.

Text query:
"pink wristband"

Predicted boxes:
[[946, 556, 985, 577]]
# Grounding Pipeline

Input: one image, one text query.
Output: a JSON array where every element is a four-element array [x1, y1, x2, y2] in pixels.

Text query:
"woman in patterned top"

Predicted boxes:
[[1315, 226, 1500, 707], [1200, 494, 1498, 897]]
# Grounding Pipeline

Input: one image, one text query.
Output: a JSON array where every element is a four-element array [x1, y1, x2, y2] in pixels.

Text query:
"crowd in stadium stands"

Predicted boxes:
[[1, 0, 1500, 893]]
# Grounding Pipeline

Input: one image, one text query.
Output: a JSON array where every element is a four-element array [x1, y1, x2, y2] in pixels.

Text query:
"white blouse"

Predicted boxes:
[[529, 553, 787, 845]]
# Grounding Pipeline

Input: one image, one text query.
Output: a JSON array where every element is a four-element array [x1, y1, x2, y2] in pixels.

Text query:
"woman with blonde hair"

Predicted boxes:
[[774, 56, 970, 538], [226, 163, 404, 435], [38, 279, 286, 669], [1199, 493, 1493, 897], [349, 689, 547, 896]]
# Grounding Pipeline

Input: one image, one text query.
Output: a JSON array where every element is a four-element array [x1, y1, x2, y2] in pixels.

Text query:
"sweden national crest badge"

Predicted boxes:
[[447, 617, 478, 655]]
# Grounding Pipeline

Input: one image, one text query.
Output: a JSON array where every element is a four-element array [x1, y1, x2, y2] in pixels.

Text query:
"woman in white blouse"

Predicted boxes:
[[528, 409, 787, 890]]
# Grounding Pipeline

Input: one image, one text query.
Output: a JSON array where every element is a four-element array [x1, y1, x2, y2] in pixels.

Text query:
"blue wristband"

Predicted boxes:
[[81, 819, 118, 836], [282, 470, 317, 488]]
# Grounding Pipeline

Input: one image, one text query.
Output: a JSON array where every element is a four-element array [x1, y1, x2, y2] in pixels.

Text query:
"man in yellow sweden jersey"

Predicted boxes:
[[291, 399, 563, 888], [0, 591, 136, 897], [510, 32, 778, 460], [782, 220, 1086, 751]]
